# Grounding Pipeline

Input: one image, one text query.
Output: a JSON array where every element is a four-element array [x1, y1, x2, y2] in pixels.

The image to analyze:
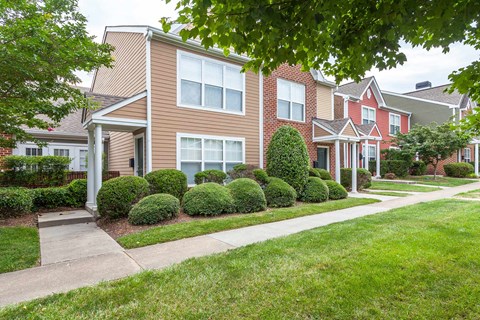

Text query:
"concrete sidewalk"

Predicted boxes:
[[1, 181, 480, 307]]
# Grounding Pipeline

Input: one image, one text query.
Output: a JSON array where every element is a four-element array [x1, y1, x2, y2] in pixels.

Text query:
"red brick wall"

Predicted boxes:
[[333, 95, 345, 119], [0, 134, 13, 168], [427, 145, 475, 176]]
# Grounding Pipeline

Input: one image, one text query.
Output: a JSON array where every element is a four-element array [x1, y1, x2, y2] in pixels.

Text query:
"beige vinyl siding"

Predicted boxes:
[[108, 132, 133, 176], [317, 85, 333, 120], [92, 32, 146, 97], [313, 126, 332, 138], [104, 97, 147, 120], [149, 40, 260, 170], [342, 123, 357, 136]]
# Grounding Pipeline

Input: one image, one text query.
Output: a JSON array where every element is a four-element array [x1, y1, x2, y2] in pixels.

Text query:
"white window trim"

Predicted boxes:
[[176, 133, 246, 186], [176, 50, 246, 116], [361, 106, 376, 124], [276, 78, 306, 123], [362, 144, 377, 162], [389, 112, 401, 136], [316, 146, 330, 171], [464, 148, 471, 162], [134, 133, 145, 177]]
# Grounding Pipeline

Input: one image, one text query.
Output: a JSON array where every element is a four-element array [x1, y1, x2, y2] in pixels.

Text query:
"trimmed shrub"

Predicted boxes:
[[325, 180, 348, 200], [444, 162, 474, 178], [266, 126, 310, 195], [309, 168, 321, 178], [194, 169, 227, 185], [226, 178, 266, 213], [369, 160, 409, 178], [410, 160, 427, 176], [97, 176, 149, 219], [264, 177, 297, 208], [68, 179, 87, 207], [340, 168, 372, 190], [253, 169, 269, 185], [31, 187, 75, 209], [145, 169, 187, 200], [183, 183, 235, 216], [0, 188, 33, 218], [384, 172, 397, 180], [128, 194, 180, 225], [300, 177, 329, 203], [228, 164, 259, 181], [316, 168, 333, 180]]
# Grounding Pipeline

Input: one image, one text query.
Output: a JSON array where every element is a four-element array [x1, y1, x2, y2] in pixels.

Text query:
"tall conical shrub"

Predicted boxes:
[[266, 125, 310, 195]]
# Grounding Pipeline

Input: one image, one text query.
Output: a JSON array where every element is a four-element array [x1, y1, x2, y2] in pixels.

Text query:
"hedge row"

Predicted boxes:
[[444, 162, 474, 178]]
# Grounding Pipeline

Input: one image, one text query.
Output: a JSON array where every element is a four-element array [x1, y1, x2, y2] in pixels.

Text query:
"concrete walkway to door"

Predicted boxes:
[[1, 181, 480, 307]]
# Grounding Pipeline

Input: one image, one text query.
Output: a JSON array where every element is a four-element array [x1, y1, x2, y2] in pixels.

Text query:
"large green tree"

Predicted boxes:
[[394, 123, 470, 179], [0, 0, 113, 148]]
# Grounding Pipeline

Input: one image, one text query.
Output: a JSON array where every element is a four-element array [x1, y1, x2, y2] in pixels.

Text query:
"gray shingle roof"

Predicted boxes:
[[404, 84, 465, 106], [313, 118, 351, 135], [85, 92, 128, 113], [356, 123, 375, 136], [336, 77, 373, 98]]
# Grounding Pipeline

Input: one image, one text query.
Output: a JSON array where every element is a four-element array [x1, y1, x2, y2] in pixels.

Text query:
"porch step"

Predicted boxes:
[[38, 210, 95, 228]]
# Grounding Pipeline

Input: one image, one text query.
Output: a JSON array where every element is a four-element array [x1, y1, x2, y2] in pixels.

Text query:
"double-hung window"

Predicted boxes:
[[79, 150, 88, 171], [464, 148, 471, 162], [25, 147, 42, 157], [366, 145, 376, 162], [54, 149, 70, 157], [277, 79, 305, 122], [178, 51, 244, 113], [361, 106, 376, 124], [389, 113, 401, 135], [179, 134, 244, 184]]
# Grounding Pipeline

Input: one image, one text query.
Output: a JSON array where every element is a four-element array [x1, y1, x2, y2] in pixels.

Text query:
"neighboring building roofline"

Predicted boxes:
[[382, 90, 457, 108], [403, 83, 450, 95], [310, 69, 336, 87]]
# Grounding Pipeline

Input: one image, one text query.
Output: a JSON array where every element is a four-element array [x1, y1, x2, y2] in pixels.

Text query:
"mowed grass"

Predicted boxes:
[[370, 181, 441, 192], [366, 191, 411, 197], [0, 227, 39, 274], [456, 188, 480, 199], [118, 198, 378, 249], [404, 175, 478, 187], [3, 199, 480, 319]]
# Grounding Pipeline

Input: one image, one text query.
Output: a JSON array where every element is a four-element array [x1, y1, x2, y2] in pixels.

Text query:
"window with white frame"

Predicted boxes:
[[79, 150, 88, 171], [179, 135, 244, 184], [25, 147, 43, 156], [464, 148, 471, 162], [277, 79, 305, 122], [361, 106, 376, 124], [362, 144, 376, 162], [178, 51, 244, 113], [389, 113, 401, 135], [54, 148, 70, 157]]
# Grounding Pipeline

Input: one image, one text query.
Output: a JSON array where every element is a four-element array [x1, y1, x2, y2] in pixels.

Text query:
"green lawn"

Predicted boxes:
[[456, 188, 480, 199], [118, 198, 378, 249], [370, 181, 441, 192], [366, 191, 411, 197], [0, 227, 39, 274], [403, 175, 477, 187], [3, 199, 480, 319]]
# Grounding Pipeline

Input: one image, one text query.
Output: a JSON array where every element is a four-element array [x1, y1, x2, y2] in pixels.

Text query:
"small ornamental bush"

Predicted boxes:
[[226, 178, 267, 213], [97, 176, 149, 219], [325, 180, 348, 200], [300, 177, 329, 203], [194, 169, 227, 185], [340, 168, 372, 190], [253, 169, 269, 185], [384, 172, 397, 180], [183, 183, 235, 216], [128, 193, 180, 225], [0, 188, 33, 218], [228, 164, 259, 181], [444, 162, 474, 178], [316, 168, 333, 180], [264, 177, 297, 208], [31, 187, 74, 209], [410, 160, 427, 176], [145, 169, 187, 200], [266, 126, 310, 195], [68, 179, 87, 207], [309, 168, 321, 178]]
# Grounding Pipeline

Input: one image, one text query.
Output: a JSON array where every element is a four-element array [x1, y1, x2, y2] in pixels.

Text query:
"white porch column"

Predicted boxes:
[[335, 139, 341, 183], [364, 139, 369, 169], [343, 143, 348, 168], [475, 143, 479, 176], [351, 143, 358, 193], [457, 150, 462, 162], [94, 124, 103, 205], [376, 140, 381, 178], [87, 130, 95, 206]]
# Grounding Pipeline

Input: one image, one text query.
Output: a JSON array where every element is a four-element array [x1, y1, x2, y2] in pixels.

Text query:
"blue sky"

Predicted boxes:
[[77, 0, 479, 93]]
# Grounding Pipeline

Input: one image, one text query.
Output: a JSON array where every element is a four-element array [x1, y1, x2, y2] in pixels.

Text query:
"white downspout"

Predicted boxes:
[[259, 70, 264, 168], [145, 30, 153, 173]]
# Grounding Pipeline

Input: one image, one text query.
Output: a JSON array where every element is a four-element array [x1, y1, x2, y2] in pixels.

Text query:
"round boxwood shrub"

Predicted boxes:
[[0, 188, 33, 218], [300, 177, 329, 203], [31, 187, 74, 210], [310, 168, 333, 180], [340, 168, 372, 190], [253, 169, 269, 185], [226, 178, 267, 213], [194, 169, 227, 185], [325, 180, 348, 200], [309, 168, 321, 178], [264, 177, 297, 208], [410, 160, 427, 176], [97, 176, 149, 219], [266, 126, 310, 196], [228, 164, 259, 181], [183, 182, 235, 216], [68, 179, 87, 207], [128, 193, 180, 225], [444, 162, 474, 178], [144, 169, 187, 200]]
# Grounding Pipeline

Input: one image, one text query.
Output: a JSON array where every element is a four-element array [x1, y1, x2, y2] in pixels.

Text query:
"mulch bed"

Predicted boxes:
[[0, 213, 37, 228]]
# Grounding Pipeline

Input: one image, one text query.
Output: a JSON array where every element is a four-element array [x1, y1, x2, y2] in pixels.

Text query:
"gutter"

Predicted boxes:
[[146, 30, 153, 173]]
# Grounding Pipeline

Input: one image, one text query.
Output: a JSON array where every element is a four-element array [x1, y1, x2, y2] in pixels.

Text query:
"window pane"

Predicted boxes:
[[226, 141, 242, 161], [226, 162, 238, 172], [181, 80, 201, 106], [204, 61, 223, 86], [205, 85, 223, 109], [277, 79, 290, 101], [79, 150, 88, 171], [205, 162, 223, 171], [292, 103, 304, 121], [277, 100, 290, 119], [369, 109, 375, 121], [54, 149, 69, 157], [362, 108, 368, 119], [181, 138, 201, 161], [180, 55, 201, 82], [226, 89, 242, 112], [291, 83, 305, 104], [204, 139, 223, 161], [225, 67, 242, 90], [181, 162, 202, 185]]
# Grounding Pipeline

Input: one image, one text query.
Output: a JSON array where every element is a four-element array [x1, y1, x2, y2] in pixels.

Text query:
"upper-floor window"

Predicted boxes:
[[178, 51, 245, 114], [361, 106, 376, 124], [277, 79, 305, 122], [389, 113, 401, 135]]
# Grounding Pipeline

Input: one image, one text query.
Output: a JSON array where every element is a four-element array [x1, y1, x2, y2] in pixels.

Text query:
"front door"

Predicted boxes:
[[134, 135, 144, 177], [317, 147, 328, 170]]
